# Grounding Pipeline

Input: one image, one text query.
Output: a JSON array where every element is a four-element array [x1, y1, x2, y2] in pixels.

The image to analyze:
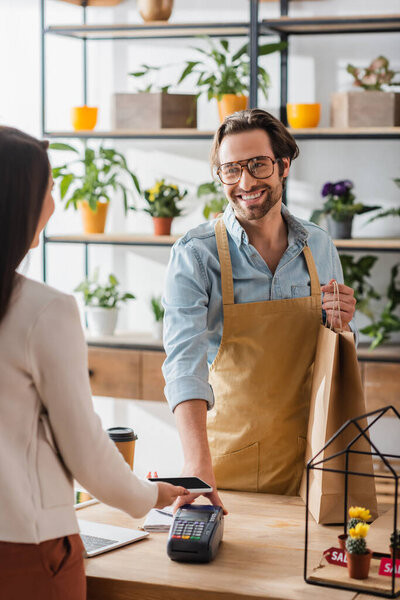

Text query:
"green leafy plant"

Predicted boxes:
[[311, 180, 380, 223], [197, 180, 228, 219], [74, 269, 135, 308], [368, 177, 400, 223], [50, 142, 140, 213], [143, 179, 187, 218], [177, 36, 287, 101], [339, 254, 380, 320], [361, 263, 400, 349], [347, 55, 400, 91], [150, 296, 165, 322], [129, 64, 172, 93]]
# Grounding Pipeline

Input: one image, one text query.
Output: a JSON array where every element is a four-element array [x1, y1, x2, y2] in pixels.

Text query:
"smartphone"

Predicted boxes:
[[148, 476, 213, 493]]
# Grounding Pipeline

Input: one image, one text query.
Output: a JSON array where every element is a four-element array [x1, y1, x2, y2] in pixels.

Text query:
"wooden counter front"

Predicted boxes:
[[80, 492, 364, 600]]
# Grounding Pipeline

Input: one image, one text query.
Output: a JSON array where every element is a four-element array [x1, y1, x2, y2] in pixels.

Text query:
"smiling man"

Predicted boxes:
[[162, 109, 356, 513]]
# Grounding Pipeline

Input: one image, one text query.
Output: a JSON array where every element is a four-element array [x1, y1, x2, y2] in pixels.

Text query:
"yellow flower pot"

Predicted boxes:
[[79, 201, 108, 234], [286, 103, 320, 129], [71, 106, 98, 131], [217, 95, 248, 122]]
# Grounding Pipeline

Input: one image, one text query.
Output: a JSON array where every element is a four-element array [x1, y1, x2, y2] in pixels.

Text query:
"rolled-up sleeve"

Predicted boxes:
[[162, 239, 214, 412], [329, 239, 359, 346]]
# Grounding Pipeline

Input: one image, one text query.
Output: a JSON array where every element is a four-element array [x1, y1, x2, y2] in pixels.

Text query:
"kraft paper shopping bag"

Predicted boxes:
[[300, 324, 378, 524]]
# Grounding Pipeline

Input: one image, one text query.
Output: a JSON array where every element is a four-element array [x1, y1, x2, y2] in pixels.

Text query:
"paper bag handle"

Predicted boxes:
[[324, 279, 343, 332]]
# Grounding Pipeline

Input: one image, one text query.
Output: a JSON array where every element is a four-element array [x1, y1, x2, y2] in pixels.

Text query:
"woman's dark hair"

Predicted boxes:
[[0, 127, 49, 324], [210, 108, 299, 186]]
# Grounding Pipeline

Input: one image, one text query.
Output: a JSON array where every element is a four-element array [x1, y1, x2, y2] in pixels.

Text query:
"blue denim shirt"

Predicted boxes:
[[162, 204, 357, 412]]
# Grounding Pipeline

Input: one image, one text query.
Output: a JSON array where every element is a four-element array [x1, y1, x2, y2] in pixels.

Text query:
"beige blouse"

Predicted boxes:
[[0, 275, 157, 543]]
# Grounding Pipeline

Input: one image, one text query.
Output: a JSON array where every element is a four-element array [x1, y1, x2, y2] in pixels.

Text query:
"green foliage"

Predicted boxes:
[[129, 64, 171, 94], [339, 255, 380, 320], [197, 180, 228, 219], [177, 36, 287, 102], [150, 296, 165, 322], [143, 179, 187, 218], [367, 176, 400, 223], [390, 530, 400, 549], [50, 142, 140, 213], [347, 55, 400, 91], [361, 263, 400, 349], [74, 269, 135, 309], [346, 536, 367, 555]]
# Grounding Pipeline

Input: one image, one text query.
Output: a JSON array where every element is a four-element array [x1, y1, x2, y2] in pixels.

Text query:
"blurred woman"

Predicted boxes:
[[0, 127, 187, 600]]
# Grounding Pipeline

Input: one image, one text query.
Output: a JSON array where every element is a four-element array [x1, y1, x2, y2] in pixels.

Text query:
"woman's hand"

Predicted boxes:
[[155, 482, 189, 509], [321, 279, 356, 330]]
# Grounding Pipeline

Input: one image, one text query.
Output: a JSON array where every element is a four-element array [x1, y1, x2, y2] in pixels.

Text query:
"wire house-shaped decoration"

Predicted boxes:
[[304, 405, 400, 598]]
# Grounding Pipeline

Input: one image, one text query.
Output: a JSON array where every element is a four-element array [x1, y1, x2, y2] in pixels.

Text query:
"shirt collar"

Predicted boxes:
[[223, 203, 309, 248]]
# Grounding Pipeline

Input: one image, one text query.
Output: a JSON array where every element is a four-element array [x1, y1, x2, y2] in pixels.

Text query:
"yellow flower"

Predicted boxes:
[[349, 506, 371, 521], [148, 192, 155, 202], [170, 184, 178, 190], [349, 523, 370, 539]]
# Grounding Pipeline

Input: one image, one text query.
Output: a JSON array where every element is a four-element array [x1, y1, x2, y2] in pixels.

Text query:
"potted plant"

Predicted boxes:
[[50, 142, 140, 234], [310, 180, 380, 239], [143, 179, 187, 235], [345, 522, 372, 580], [177, 36, 287, 122], [338, 506, 372, 550], [197, 181, 228, 219], [150, 295, 165, 340], [331, 55, 400, 127], [340, 255, 380, 321], [390, 529, 400, 560], [75, 270, 135, 336], [361, 263, 400, 349], [113, 64, 196, 130]]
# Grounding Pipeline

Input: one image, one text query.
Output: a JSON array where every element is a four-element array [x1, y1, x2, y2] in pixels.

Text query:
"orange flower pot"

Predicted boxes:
[[346, 549, 372, 580], [71, 106, 98, 131], [217, 94, 248, 122], [286, 103, 320, 129], [79, 201, 108, 234], [338, 534, 348, 550], [153, 217, 173, 236]]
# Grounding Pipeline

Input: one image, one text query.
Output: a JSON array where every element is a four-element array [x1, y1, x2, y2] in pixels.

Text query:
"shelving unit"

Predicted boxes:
[[41, 0, 400, 367]]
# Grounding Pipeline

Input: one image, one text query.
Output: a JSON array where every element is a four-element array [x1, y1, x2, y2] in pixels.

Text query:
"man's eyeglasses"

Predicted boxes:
[[216, 156, 279, 185]]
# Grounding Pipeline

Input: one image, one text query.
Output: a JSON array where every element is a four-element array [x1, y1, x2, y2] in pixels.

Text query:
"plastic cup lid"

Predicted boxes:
[[107, 427, 137, 442]]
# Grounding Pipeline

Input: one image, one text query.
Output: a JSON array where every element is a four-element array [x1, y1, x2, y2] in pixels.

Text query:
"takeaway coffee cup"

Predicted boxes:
[[107, 427, 137, 470]]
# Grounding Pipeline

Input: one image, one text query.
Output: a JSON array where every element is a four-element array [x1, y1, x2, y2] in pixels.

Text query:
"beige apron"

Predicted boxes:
[[208, 219, 321, 495]]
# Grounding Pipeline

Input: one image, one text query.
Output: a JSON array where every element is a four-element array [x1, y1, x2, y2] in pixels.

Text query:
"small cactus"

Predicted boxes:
[[346, 522, 370, 555], [346, 536, 367, 555], [390, 529, 400, 549], [347, 517, 363, 532]]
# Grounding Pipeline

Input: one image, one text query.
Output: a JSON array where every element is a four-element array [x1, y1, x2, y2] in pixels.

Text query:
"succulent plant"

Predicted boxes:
[[346, 536, 367, 555], [347, 517, 363, 532], [390, 529, 400, 549], [346, 522, 370, 555]]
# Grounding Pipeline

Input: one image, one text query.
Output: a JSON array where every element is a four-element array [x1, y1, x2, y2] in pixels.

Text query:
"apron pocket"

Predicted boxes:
[[212, 442, 259, 492]]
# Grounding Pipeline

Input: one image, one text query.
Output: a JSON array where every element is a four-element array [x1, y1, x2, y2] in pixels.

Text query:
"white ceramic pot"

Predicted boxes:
[[152, 319, 164, 341], [86, 307, 119, 336]]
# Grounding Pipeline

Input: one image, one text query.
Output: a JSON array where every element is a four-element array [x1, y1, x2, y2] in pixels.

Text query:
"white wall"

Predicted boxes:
[[1, 0, 399, 476]]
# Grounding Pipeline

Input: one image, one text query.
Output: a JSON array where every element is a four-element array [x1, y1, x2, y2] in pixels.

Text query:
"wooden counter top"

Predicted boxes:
[[79, 492, 373, 600]]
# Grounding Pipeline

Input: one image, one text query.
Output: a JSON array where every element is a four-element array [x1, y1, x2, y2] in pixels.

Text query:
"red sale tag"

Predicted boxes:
[[323, 547, 348, 567], [379, 558, 400, 577]]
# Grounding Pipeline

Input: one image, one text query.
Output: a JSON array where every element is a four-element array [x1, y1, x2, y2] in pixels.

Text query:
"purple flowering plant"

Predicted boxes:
[[311, 179, 381, 224]]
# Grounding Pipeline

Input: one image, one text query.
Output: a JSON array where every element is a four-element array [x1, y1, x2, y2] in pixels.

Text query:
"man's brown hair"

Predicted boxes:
[[210, 108, 299, 181]]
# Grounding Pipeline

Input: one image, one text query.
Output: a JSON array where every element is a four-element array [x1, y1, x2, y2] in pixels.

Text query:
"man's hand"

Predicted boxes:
[[321, 279, 356, 330], [173, 464, 228, 515]]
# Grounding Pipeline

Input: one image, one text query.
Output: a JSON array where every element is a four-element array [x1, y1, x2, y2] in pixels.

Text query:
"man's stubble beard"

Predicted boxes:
[[231, 178, 284, 222]]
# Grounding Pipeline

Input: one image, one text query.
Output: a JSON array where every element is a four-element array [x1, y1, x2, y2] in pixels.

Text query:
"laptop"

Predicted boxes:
[[78, 519, 149, 557]]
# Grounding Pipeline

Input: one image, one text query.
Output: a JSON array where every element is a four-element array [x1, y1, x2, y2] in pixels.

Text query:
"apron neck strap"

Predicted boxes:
[[215, 218, 235, 306], [302, 244, 321, 297]]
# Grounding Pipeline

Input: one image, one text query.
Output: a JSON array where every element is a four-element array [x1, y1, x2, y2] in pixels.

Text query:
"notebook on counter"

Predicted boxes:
[[143, 507, 173, 532], [78, 519, 148, 557]]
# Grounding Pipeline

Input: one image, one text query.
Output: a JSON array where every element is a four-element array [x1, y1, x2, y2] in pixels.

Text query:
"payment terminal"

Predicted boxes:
[[167, 504, 224, 563]]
